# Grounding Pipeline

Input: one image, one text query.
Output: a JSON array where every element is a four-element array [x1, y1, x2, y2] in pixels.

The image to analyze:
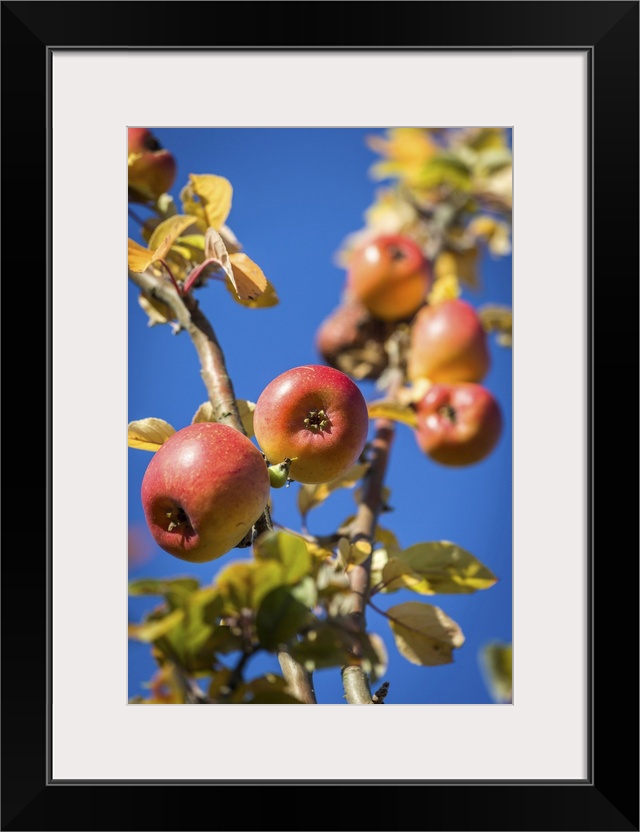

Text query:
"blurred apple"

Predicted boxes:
[[407, 298, 490, 383], [414, 382, 502, 466], [128, 127, 177, 202], [345, 233, 431, 322], [315, 297, 390, 380]]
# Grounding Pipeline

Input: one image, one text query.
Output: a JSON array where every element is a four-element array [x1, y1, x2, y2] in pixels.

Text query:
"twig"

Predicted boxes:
[[277, 651, 317, 704]]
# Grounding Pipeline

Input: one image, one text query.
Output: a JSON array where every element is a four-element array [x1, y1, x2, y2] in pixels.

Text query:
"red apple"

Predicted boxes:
[[253, 365, 369, 484], [414, 382, 502, 466], [140, 422, 270, 563], [128, 127, 177, 202], [345, 233, 432, 322], [407, 298, 490, 384]]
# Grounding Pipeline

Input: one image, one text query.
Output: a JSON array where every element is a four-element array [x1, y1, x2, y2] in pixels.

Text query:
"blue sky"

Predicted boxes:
[[128, 127, 513, 705]]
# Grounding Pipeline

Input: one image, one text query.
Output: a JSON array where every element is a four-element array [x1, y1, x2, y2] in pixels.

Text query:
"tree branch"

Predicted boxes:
[[129, 268, 316, 704], [340, 417, 396, 704]]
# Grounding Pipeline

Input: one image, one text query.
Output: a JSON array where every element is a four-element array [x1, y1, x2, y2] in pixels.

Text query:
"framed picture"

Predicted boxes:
[[4, 1, 637, 830]]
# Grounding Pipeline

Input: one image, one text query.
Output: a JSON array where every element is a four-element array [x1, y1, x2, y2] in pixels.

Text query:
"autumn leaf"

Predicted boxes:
[[387, 601, 464, 666], [367, 400, 418, 428], [128, 418, 176, 451], [181, 174, 233, 230], [191, 399, 256, 437], [128, 217, 197, 274], [228, 252, 268, 301], [381, 541, 498, 595]]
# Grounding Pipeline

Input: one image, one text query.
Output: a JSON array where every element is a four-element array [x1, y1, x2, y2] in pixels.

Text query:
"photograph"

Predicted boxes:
[[3, 0, 636, 826], [127, 126, 514, 706]]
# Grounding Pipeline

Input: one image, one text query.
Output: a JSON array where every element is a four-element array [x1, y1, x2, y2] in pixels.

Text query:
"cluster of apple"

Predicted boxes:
[[141, 364, 370, 564], [316, 232, 503, 467]]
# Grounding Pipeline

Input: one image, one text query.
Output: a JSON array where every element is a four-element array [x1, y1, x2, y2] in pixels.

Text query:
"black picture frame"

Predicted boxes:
[[2, 2, 638, 830]]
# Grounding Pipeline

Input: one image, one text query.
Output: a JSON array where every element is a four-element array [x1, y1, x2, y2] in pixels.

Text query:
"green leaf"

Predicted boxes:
[[289, 622, 357, 672], [480, 641, 512, 703], [253, 530, 312, 584], [387, 601, 464, 666], [255, 583, 317, 651], [238, 674, 305, 704], [128, 608, 184, 643], [128, 578, 200, 597], [381, 542, 497, 594], [476, 147, 513, 175], [215, 559, 286, 615], [419, 152, 473, 191]]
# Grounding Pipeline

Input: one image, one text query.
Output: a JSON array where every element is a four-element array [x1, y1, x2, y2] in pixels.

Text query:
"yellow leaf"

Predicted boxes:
[[192, 401, 215, 424], [128, 418, 176, 451], [227, 252, 268, 302], [128, 238, 154, 273], [128, 235, 173, 274], [468, 216, 511, 256], [177, 234, 206, 250], [376, 526, 400, 551], [427, 273, 461, 305], [370, 547, 391, 591], [191, 400, 255, 437], [367, 128, 438, 186], [435, 247, 480, 289], [347, 539, 373, 567], [297, 462, 369, 517], [226, 277, 279, 309], [381, 557, 434, 594], [182, 174, 233, 230], [478, 304, 513, 347], [148, 215, 200, 253], [236, 399, 256, 437], [387, 601, 464, 666], [367, 400, 418, 428]]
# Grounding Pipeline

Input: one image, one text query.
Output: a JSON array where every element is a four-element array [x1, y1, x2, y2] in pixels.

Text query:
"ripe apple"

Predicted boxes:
[[345, 233, 432, 322], [315, 297, 389, 381], [253, 365, 369, 484], [140, 422, 270, 563], [128, 127, 177, 202], [414, 382, 502, 466], [407, 298, 490, 384]]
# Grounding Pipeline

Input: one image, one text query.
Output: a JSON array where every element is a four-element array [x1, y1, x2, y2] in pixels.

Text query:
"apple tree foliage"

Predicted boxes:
[[127, 128, 513, 705]]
